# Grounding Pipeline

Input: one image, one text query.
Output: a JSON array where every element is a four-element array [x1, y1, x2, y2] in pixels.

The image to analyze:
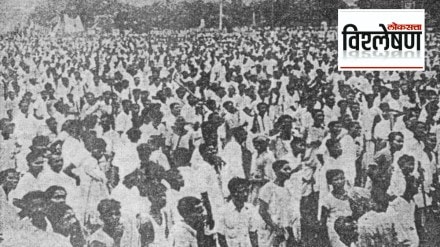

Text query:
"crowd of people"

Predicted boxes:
[[0, 24, 440, 247]]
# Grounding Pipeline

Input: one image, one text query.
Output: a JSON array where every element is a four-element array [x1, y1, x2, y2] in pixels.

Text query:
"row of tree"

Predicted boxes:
[[29, 0, 438, 32]]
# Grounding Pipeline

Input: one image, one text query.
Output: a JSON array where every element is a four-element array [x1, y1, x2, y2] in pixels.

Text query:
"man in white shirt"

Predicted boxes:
[[217, 177, 259, 247], [169, 197, 205, 247], [9, 151, 46, 202]]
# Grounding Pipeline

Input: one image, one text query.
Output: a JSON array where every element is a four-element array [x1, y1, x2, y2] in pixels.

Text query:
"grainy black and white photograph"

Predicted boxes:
[[0, 0, 439, 246]]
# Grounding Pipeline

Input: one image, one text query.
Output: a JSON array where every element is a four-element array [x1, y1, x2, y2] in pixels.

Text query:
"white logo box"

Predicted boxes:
[[338, 9, 425, 71]]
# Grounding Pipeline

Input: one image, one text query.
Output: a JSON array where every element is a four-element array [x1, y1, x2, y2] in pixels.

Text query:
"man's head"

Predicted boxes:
[[170, 102, 182, 117], [147, 183, 167, 210], [413, 121, 428, 140], [272, 160, 292, 181], [15, 191, 48, 220], [0, 118, 15, 135], [312, 109, 324, 125], [326, 138, 342, 158], [85, 92, 95, 105], [0, 168, 19, 191], [19, 100, 30, 114], [290, 137, 306, 156], [177, 197, 205, 231], [122, 100, 132, 113], [326, 169, 345, 189], [228, 177, 250, 204], [253, 136, 269, 153], [334, 216, 358, 246], [388, 131, 404, 152], [165, 168, 185, 191], [97, 199, 122, 229], [45, 185, 67, 205], [49, 204, 80, 237], [397, 155, 415, 177], [328, 121, 342, 137], [231, 126, 248, 144], [257, 102, 268, 115], [348, 121, 362, 138], [172, 148, 192, 168], [86, 138, 107, 160], [127, 128, 141, 143], [222, 101, 235, 114], [424, 133, 437, 152], [26, 151, 45, 175], [48, 155, 64, 173], [46, 117, 58, 133], [199, 143, 218, 162]]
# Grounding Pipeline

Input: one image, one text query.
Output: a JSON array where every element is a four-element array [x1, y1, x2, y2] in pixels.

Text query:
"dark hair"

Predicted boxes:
[[227, 177, 250, 194], [397, 154, 415, 168], [0, 168, 17, 184], [326, 138, 340, 150], [85, 137, 107, 152], [328, 121, 341, 129], [172, 148, 192, 167], [388, 131, 404, 143], [46, 203, 73, 227], [169, 102, 180, 110], [26, 150, 44, 164], [272, 160, 289, 173], [177, 196, 202, 218], [127, 128, 141, 141], [326, 169, 344, 184], [347, 121, 360, 130], [45, 185, 67, 200], [290, 136, 304, 146], [97, 199, 121, 216]]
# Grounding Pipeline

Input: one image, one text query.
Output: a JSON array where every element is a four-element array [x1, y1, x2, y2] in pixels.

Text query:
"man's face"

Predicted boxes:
[[401, 161, 415, 177], [8, 92, 15, 100], [50, 157, 64, 173], [350, 123, 362, 137], [20, 102, 30, 114], [391, 135, 404, 151], [151, 190, 167, 209], [55, 209, 78, 235], [187, 204, 206, 231], [4, 171, 19, 190], [86, 94, 94, 104], [232, 185, 249, 204], [51, 189, 67, 204], [101, 208, 121, 227], [253, 140, 268, 153], [331, 173, 346, 189], [314, 111, 324, 124], [330, 123, 342, 136], [425, 134, 437, 151], [414, 123, 427, 139], [134, 77, 140, 85], [29, 157, 44, 174], [351, 104, 360, 115], [3, 123, 15, 134], [257, 104, 268, 114], [171, 105, 182, 117], [47, 119, 58, 131], [329, 142, 343, 157], [131, 104, 140, 114], [276, 163, 292, 181], [91, 148, 105, 160], [291, 141, 306, 155]]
